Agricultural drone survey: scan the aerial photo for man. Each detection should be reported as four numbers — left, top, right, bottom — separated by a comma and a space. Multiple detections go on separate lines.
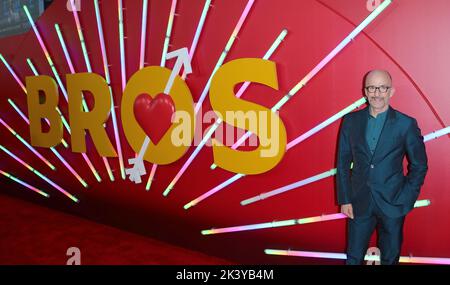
336, 70, 428, 265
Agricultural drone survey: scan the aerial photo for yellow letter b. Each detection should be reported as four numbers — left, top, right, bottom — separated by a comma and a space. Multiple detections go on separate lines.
26, 75, 62, 148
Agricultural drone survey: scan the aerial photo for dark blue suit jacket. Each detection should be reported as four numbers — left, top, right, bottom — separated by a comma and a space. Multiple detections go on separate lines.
336, 106, 428, 218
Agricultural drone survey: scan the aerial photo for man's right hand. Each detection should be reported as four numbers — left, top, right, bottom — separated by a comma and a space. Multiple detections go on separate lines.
341, 203, 354, 219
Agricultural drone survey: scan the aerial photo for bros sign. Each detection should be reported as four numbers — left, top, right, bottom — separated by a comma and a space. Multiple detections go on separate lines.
26, 49, 286, 180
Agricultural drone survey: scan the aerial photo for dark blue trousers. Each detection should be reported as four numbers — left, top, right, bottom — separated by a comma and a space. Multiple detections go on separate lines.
346, 194, 405, 265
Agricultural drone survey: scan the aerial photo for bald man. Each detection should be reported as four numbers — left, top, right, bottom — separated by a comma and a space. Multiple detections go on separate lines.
336, 70, 428, 265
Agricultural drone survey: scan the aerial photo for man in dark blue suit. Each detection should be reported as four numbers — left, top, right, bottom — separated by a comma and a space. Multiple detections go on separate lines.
336, 70, 428, 265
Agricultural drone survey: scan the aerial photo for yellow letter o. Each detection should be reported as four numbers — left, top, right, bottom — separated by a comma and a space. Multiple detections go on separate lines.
121, 66, 195, 165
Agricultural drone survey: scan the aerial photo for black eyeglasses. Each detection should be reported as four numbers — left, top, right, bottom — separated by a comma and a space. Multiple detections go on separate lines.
365, 86, 391, 94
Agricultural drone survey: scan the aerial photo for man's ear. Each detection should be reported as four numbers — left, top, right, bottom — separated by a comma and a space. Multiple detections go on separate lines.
389, 87, 395, 98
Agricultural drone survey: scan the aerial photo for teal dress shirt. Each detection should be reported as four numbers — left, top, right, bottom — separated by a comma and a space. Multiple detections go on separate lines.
366, 107, 388, 155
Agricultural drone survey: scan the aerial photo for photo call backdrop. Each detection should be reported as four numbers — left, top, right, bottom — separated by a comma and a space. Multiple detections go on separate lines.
0, 0, 449, 264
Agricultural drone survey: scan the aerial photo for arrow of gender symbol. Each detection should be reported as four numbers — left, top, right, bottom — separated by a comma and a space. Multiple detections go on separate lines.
126, 47, 192, 183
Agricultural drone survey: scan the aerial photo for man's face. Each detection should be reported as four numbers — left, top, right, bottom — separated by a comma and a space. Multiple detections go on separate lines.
364, 72, 394, 111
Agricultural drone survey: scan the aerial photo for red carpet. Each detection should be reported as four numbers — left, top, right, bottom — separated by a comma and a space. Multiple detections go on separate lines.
0, 194, 232, 265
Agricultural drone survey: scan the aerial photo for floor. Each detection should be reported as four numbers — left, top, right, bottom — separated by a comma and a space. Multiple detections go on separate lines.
0, 194, 232, 265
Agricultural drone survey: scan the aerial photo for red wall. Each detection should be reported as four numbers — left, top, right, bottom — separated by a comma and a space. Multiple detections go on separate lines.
0, 0, 449, 264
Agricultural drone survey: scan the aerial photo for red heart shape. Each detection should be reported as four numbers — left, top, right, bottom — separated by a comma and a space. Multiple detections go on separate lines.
133, 93, 175, 145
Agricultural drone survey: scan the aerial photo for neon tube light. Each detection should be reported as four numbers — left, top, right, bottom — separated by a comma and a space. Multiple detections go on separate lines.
145, 163, 158, 191
0, 169, 49, 198
272, 0, 392, 111
54, 24, 75, 74
242, 168, 337, 206
184, 173, 245, 209
264, 249, 450, 265
286, 98, 367, 150
23, 5, 69, 102
160, 0, 178, 67
94, 0, 110, 83
181, 0, 212, 79
118, 0, 126, 91
94, 0, 125, 180
0, 117, 56, 171
202, 200, 430, 235
163, 29, 288, 196
69, 0, 91, 72
49, 147, 88, 188
8, 99, 29, 124
194, 0, 255, 114
139, 0, 149, 69
0, 145, 78, 203
0, 53, 26, 93
423, 126, 450, 142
